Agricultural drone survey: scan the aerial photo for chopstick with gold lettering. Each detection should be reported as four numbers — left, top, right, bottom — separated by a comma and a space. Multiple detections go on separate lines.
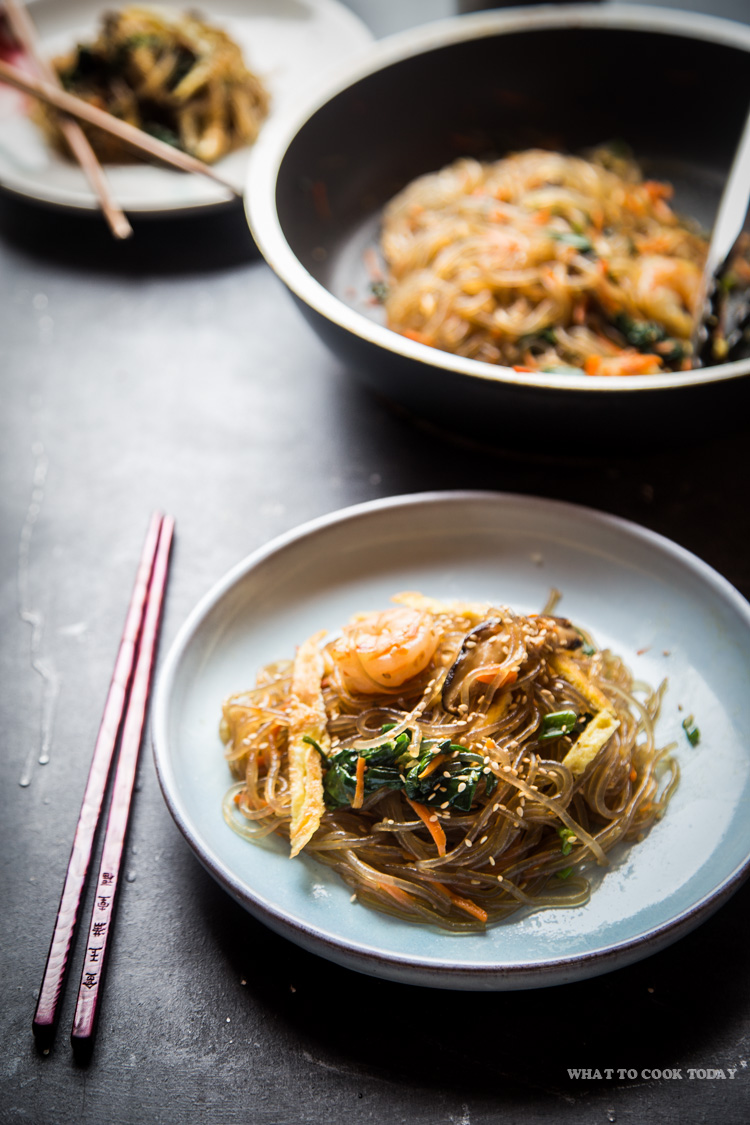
32, 513, 164, 1046
71, 515, 174, 1053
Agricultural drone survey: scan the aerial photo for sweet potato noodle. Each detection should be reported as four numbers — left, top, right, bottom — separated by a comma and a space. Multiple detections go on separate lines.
379, 149, 709, 376
220, 594, 677, 931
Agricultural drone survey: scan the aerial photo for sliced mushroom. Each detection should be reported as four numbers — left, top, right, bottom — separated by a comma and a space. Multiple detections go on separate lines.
538, 615, 583, 650
442, 618, 505, 714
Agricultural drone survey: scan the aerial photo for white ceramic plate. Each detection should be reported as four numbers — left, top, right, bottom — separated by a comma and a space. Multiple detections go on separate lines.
0, 0, 372, 214
152, 492, 750, 990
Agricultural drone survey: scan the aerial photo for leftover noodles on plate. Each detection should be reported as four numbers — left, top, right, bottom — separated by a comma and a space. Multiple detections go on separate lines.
34, 5, 270, 164
379, 148, 711, 376
220, 593, 678, 931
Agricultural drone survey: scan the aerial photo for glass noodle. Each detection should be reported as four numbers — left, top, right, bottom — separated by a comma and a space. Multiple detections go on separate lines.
220, 594, 677, 932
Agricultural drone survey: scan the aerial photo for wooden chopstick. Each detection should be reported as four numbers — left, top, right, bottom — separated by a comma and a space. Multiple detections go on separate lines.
32, 513, 163, 1046
71, 515, 174, 1054
3, 0, 132, 239
0, 57, 242, 197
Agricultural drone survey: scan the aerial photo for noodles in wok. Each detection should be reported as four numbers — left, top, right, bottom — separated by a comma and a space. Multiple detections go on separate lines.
220, 593, 677, 931
379, 148, 709, 376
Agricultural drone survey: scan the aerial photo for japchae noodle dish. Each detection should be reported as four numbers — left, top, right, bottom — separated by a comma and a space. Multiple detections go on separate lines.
379, 148, 710, 375
220, 592, 678, 931
35, 6, 269, 164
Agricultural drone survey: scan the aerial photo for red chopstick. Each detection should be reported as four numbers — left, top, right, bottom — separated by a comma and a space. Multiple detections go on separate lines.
32, 512, 163, 1045
71, 515, 174, 1053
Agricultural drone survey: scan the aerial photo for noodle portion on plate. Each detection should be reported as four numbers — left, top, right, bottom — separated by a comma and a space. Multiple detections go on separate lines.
35, 6, 270, 164
379, 149, 709, 376
220, 593, 677, 931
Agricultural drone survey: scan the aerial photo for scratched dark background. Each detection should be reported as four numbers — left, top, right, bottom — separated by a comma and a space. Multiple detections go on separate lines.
2, 1, 750, 1123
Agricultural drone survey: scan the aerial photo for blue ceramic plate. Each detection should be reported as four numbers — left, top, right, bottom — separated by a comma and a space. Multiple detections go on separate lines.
152, 492, 750, 989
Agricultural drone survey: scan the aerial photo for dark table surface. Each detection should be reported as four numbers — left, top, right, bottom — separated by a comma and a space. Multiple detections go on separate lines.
2, 2, 750, 1123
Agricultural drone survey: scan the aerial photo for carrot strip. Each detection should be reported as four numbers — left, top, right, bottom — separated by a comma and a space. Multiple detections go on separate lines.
352, 756, 366, 809
585, 353, 663, 377
436, 883, 488, 924
376, 882, 417, 910
405, 797, 447, 857
403, 329, 433, 346
417, 753, 448, 780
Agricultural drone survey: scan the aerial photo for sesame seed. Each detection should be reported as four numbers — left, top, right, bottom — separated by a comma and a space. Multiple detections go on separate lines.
443, 771, 451, 778
489, 856, 496, 866
483, 767, 491, 774
471, 880, 481, 886
497, 874, 504, 882
441, 801, 449, 809
429, 815, 438, 823
464, 839, 472, 847
457, 782, 466, 793
517, 808, 524, 818
350, 893, 357, 903
479, 835, 488, 844
503, 765, 512, 772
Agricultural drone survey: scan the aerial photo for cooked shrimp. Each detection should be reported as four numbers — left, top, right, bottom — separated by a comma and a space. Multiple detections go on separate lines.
330, 607, 440, 694
630, 255, 701, 338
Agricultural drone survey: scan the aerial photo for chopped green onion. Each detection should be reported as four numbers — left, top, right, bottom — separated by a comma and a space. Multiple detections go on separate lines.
682, 715, 700, 747
539, 710, 578, 742
557, 866, 573, 880
558, 827, 575, 856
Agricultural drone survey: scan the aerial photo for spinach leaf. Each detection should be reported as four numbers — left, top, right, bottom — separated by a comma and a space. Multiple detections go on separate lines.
613, 313, 685, 362
547, 230, 594, 253
320, 726, 498, 813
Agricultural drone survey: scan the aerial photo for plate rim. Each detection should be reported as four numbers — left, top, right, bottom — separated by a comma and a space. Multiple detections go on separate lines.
0, 0, 373, 215
245, 1, 750, 395
152, 490, 750, 988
